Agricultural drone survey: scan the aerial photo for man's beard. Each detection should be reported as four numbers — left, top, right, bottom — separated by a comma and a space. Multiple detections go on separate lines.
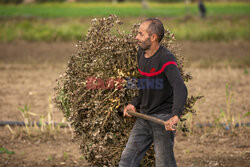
139, 37, 151, 50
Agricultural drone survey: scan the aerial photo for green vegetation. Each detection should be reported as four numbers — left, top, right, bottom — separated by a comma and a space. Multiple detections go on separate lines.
0, 16, 249, 42
0, 147, 15, 155
5, 96, 70, 139
212, 84, 236, 131
0, 20, 86, 41
0, 2, 250, 17
0, 2, 249, 42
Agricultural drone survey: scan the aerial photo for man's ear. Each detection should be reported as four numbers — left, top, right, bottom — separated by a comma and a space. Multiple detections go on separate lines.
151, 34, 158, 42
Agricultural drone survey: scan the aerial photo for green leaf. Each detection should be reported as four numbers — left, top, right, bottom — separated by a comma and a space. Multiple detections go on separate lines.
243, 112, 250, 117
0, 147, 15, 155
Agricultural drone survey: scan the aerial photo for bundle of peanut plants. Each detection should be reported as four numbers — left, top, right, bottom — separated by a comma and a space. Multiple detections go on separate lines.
54, 14, 202, 166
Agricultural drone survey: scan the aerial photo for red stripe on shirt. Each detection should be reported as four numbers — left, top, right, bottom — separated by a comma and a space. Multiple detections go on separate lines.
138, 61, 177, 77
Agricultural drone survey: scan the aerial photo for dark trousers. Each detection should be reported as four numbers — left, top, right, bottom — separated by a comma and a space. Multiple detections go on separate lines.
119, 113, 177, 167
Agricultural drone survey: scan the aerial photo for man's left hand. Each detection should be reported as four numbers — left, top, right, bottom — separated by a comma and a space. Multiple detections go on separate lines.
164, 115, 179, 131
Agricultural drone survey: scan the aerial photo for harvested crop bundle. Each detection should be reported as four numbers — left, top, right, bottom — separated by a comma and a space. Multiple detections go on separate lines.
54, 14, 201, 166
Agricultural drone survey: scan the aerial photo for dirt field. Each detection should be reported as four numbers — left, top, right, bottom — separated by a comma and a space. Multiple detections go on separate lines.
1, 127, 249, 167
0, 41, 249, 166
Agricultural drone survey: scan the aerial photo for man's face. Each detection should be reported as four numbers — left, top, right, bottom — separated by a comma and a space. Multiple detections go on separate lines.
135, 22, 152, 50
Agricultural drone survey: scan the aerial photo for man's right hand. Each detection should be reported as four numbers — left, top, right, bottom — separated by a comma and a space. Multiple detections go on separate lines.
123, 104, 136, 117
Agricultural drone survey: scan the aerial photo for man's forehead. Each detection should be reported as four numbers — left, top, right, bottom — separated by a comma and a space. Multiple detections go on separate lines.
139, 21, 150, 32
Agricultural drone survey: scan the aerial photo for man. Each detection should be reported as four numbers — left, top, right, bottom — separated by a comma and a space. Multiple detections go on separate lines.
198, 0, 206, 18
119, 18, 188, 167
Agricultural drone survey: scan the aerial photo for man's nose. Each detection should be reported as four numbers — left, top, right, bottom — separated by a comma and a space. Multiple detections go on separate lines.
135, 34, 139, 40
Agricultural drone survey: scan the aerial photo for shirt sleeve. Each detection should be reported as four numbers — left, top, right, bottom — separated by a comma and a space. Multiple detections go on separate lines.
164, 56, 188, 119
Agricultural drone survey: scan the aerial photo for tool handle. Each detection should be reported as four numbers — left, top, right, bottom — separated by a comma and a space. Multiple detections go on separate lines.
127, 110, 176, 130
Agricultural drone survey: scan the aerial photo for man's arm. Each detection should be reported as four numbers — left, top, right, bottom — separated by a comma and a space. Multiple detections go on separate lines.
163, 56, 188, 130
165, 65, 188, 119
124, 88, 143, 117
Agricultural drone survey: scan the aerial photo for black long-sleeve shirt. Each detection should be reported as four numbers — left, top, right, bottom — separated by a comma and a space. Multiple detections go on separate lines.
129, 45, 188, 118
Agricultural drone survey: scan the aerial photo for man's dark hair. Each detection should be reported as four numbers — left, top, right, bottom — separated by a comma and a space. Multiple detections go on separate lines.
143, 18, 165, 43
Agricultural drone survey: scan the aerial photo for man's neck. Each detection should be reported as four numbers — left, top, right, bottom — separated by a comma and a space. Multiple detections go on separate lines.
144, 43, 160, 58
